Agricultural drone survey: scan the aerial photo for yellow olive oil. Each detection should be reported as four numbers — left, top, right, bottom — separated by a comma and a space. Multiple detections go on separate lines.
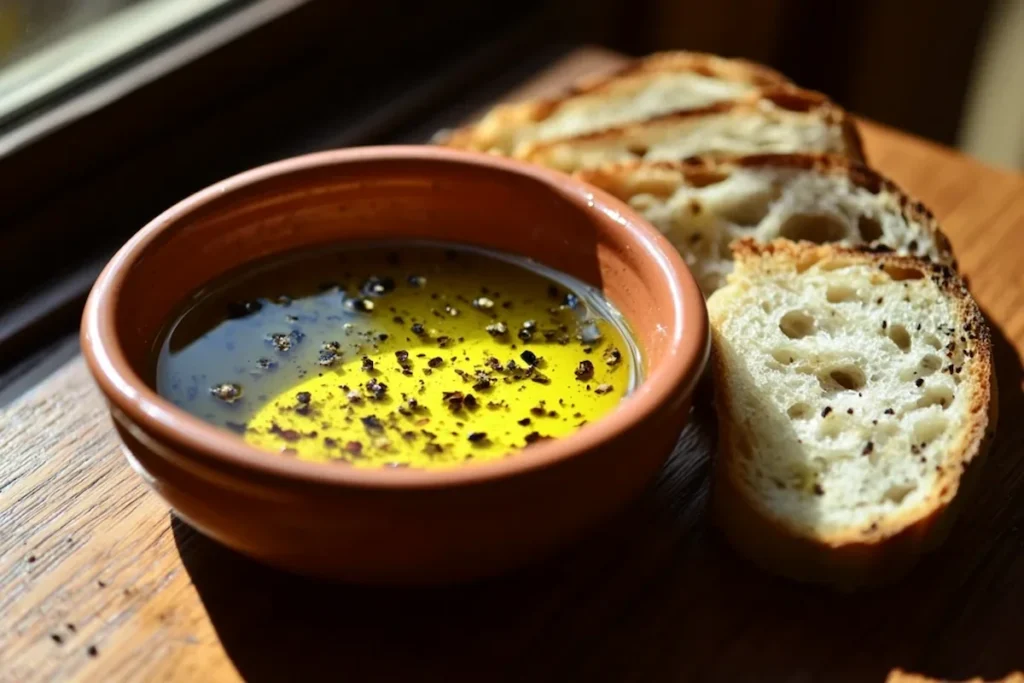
156, 243, 639, 468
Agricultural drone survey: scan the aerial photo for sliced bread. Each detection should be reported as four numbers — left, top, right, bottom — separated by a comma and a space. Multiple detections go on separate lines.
887, 670, 1024, 683
441, 51, 791, 156
517, 88, 863, 171
577, 154, 954, 294
707, 240, 995, 588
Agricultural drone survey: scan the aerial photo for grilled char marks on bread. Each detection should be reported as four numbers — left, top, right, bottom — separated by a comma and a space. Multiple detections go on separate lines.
577, 154, 954, 294
707, 240, 994, 588
518, 88, 864, 170
438, 51, 850, 159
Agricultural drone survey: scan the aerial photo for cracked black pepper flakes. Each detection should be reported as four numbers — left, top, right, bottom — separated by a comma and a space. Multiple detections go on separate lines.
269, 424, 301, 442
443, 391, 466, 411
486, 321, 508, 336
158, 244, 636, 469
266, 333, 294, 352
210, 383, 243, 403
575, 360, 595, 380
366, 378, 387, 400
346, 297, 375, 313
362, 275, 396, 297
468, 432, 488, 443
520, 350, 538, 366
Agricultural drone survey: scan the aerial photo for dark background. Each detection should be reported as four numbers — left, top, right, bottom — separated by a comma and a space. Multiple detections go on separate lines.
583, 0, 1004, 154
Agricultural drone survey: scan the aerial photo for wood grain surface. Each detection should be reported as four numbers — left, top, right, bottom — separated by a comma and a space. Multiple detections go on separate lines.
2, 48, 1022, 683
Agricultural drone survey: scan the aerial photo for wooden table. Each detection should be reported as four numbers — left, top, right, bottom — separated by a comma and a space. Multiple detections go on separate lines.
2, 48, 1022, 683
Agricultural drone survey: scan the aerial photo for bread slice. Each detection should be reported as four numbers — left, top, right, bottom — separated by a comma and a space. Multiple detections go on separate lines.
707, 240, 995, 588
578, 154, 954, 294
887, 670, 1024, 683
518, 88, 863, 172
441, 51, 791, 156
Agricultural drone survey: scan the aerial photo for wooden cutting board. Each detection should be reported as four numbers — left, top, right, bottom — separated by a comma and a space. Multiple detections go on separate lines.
1, 48, 1022, 683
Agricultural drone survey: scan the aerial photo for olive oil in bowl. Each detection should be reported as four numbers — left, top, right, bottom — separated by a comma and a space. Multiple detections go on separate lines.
156, 243, 640, 468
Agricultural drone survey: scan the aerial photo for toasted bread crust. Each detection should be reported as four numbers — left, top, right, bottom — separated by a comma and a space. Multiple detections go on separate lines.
519, 87, 865, 168
577, 154, 954, 266
886, 669, 1024, 683
709, 241, 995, 588
570, 50, 791, 96
440, 52, 837, 159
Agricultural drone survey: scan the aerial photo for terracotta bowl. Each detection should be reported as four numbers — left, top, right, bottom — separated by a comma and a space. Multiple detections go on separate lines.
81, 146, 708, 583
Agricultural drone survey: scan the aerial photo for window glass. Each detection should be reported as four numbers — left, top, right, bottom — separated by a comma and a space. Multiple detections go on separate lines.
0, 0, 242, 125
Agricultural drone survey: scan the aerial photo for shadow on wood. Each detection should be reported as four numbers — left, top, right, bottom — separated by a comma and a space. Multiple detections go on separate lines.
173, 311, 1023, 682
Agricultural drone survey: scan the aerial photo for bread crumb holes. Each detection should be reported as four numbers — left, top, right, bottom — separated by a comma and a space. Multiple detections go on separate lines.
819, 365, 866, 392
780, 310, 815, 338
787, 402, 812, 419
887, 324, 911, 351
826, 284, 858, 303
778, 213, 848, 244
916, 385, 954, 410
858, 215, 884, 241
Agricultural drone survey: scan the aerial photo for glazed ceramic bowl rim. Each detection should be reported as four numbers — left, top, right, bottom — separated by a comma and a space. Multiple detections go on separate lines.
82, 145, 708, 489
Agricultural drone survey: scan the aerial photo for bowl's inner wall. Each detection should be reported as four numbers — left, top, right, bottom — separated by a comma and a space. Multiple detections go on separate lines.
113, 157, 680, 386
